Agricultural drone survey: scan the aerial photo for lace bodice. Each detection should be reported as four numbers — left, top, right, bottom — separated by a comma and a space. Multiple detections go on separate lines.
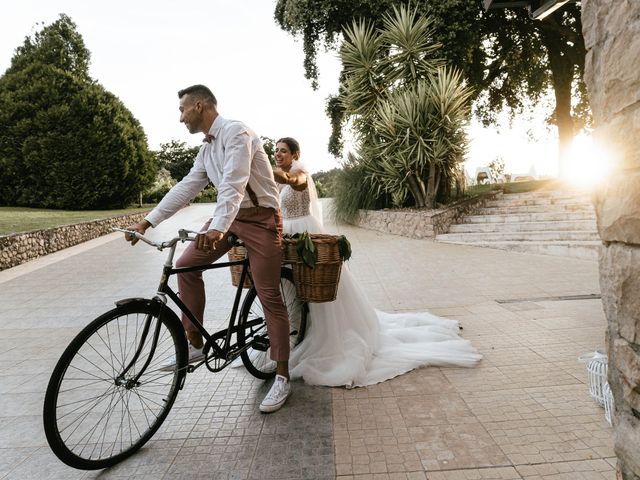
280, 184, 311, 219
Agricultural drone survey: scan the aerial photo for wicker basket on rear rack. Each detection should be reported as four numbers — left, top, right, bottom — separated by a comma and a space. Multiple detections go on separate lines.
228, 246, 252, 288
281, 234, 344, 303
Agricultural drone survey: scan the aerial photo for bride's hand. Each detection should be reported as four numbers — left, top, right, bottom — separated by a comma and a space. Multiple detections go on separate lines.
290, 179, 308, 191
273, 169, 289, 184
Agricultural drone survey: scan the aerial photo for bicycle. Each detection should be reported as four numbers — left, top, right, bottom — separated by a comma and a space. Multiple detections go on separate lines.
42, 228, 308, 470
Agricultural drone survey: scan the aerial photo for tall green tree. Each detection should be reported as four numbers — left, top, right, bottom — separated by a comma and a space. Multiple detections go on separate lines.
260, 136, 277, 167
333, 5, 472, 212
0, 14, 156, 209
155, 140, 199, 182
275, 0, 588, 175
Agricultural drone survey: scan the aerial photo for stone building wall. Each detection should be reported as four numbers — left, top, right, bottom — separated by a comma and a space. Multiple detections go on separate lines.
582, 1, 640, 478
0, 212, 149, 271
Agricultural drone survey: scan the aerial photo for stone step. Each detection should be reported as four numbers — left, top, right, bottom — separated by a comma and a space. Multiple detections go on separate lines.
464, 210, 597, 224
492, 189, 590, 200
437, 240, 601, 261
436, 230, 601, 242
448, 219, 597, 234
477, 203, 595, 215
484, 196, 592, 208
442, 188, 599, 260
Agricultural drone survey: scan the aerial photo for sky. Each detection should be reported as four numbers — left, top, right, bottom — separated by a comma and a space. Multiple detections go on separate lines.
1, 0, 560, 177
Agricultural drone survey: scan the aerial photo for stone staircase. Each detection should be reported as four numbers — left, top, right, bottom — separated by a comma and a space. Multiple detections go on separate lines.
435, 188, 601, 260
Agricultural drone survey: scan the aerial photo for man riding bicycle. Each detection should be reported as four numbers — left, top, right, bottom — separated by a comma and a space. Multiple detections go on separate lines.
125, 84, 291, 413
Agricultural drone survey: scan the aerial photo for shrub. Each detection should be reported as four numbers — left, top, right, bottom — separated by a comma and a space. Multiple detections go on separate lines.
331, 154, 386, 223
193, 185, 218, 203
142, 168, 175, 204
312, 168, 341, 198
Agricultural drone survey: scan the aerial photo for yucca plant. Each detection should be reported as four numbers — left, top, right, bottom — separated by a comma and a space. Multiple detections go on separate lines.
335, 4, 472, 210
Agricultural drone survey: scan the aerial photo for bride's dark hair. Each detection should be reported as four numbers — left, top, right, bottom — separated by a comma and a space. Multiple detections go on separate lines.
276, 137, 300, 156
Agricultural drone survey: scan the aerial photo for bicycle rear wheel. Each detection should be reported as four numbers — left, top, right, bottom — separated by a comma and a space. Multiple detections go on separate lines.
43, 301, 187, 470
238, 267, 307, 379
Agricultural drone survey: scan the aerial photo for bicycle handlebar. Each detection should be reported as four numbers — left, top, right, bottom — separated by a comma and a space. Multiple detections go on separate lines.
113, 228, 242, 251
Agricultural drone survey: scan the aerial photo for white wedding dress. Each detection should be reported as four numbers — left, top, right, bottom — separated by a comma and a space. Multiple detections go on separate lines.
281, 161, 482, 387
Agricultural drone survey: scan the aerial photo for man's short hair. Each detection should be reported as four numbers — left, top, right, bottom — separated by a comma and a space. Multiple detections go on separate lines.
178, 85, 217, 107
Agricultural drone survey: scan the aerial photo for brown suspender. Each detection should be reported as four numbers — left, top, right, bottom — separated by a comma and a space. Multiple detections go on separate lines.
245, 183, 259, 207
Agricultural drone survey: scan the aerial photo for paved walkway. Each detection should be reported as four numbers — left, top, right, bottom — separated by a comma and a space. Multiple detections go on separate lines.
0, 204, 614, 479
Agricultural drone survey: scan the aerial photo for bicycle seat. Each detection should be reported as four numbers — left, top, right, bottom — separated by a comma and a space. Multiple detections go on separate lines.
227, 234, 243, 247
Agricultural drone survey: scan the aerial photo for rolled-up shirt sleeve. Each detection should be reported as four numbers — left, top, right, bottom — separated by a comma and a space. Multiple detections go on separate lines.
210, 125, 252, 233
145, 149, 210, 227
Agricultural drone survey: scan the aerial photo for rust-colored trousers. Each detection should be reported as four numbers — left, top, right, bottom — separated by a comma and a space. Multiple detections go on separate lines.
175, 207, 290, 361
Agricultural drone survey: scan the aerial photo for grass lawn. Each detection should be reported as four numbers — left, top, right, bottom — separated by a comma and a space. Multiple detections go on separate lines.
0, 206, 154, 236
465, 178, 556, 197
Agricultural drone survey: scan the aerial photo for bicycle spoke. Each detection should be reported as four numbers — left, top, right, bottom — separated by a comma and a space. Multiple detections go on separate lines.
130, 389, 168, 411
122, 390, 140, 456
56, 383, 117, 423
130, 390, 158, 429
97, 326, 121, 378
72, 351, 117, 382
56, 390, 116, 416
239, 269, 307, 379
60, 383, 118, 445
58, 378, 110, 394
84, 338, 124, 375
116, 318, 126, 374
88, 388, 122, 459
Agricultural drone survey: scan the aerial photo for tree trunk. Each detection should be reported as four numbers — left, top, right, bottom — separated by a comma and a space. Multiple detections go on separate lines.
407, 172, 427, 207
426, 163, 438, 209
540, 21, 576, 180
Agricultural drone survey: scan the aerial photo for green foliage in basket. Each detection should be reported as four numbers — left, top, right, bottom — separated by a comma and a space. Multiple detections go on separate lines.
285, 231, 352, 269
295, 231, 317, 269
337, 235, 351, 262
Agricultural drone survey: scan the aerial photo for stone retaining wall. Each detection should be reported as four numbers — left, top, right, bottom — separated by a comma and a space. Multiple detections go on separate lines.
352, 192, 498, 239
2, 193, 495, 271
0, 212, 150, 271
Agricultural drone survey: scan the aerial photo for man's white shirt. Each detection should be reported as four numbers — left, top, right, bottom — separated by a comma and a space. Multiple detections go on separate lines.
145, 115, 279, 233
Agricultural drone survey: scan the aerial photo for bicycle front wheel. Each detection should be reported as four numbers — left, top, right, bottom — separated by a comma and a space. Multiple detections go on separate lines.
238, 267, 307, 379
43, 301, 187, 470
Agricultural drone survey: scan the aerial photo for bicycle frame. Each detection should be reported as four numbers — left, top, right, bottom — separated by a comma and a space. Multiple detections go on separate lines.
158, 256, 251, 362
115, 228, 258, 375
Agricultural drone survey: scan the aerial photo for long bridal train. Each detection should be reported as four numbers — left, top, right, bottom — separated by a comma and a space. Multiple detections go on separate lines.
280, 159, 481, 388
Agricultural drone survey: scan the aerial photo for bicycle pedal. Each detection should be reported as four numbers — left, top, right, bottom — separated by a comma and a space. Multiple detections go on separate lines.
251, 335, 270, 352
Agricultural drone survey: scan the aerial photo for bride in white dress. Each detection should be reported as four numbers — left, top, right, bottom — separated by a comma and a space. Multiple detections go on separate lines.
272, 137, 481, 387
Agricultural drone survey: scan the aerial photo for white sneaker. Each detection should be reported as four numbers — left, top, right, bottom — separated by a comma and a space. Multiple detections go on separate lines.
259, 375, 291, 413
159, 343, 204, 371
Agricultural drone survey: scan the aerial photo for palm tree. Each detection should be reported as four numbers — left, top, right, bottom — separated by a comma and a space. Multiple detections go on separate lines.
335, 4, 472, 211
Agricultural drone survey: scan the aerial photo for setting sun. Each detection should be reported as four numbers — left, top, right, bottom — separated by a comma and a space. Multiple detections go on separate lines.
564, 134, 614, 187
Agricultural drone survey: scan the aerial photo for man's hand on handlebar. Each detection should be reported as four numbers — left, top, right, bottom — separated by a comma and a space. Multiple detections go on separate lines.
196, 229, 224, 252
124, 220, 152, 246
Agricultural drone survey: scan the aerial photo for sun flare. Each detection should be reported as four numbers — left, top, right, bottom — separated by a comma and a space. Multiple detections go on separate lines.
564, 134, 614, 188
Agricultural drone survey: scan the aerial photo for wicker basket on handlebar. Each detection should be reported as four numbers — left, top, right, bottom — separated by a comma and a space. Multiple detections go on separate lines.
281, 234, 343, 303
228, 246, 252, 288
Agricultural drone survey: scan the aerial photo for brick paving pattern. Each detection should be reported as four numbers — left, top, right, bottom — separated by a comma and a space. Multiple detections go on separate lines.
0, 204, 614, 479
